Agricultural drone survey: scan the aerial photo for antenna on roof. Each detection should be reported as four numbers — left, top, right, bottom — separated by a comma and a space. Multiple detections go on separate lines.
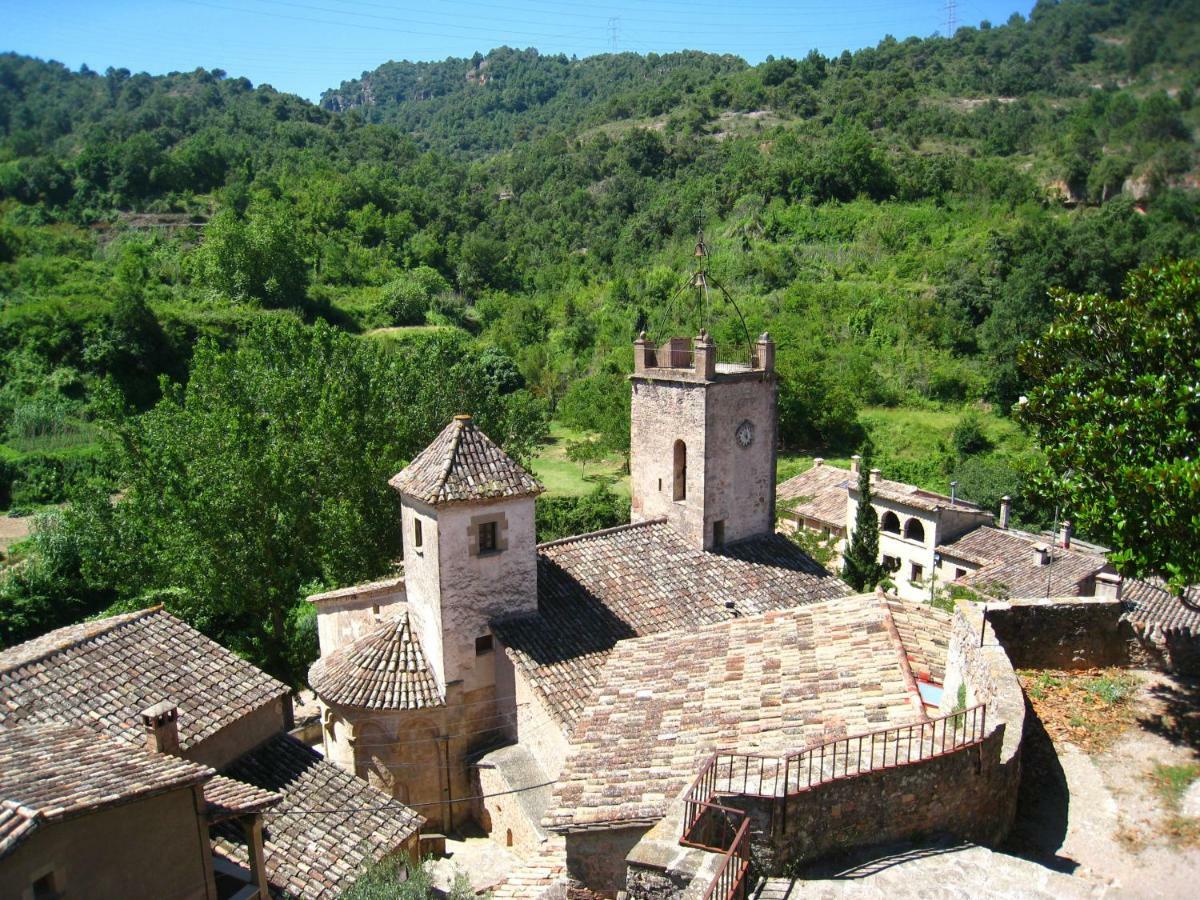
657, 226, 754, 363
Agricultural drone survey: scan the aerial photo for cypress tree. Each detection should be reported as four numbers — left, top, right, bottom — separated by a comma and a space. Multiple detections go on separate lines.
842, 439, 888, 591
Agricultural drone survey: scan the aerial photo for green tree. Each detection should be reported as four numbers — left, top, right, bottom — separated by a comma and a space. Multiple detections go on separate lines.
61, 319, 546, 680
841, 439, 888, 592
194, 204, 309, 307
1018, 260, 1200, 591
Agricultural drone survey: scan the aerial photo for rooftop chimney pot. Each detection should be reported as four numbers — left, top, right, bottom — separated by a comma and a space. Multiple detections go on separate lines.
1094, 571, 1123, 601
1033, 543, 1051, 567
999, 496, 1011, 530
850, 455, 862, 476
869, 468, 881, 485
812, 457, 825, 468
1060, 520, 1072, 550
141, 701, 180, 755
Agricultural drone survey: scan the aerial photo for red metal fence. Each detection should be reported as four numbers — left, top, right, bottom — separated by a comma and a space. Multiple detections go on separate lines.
680, 801, 753, 900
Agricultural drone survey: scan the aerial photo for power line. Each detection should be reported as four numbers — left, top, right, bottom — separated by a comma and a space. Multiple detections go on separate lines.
266, 778, 557, 814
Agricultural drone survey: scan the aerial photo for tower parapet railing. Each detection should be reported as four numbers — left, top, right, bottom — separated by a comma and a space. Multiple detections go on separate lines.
634, 331, 774, 379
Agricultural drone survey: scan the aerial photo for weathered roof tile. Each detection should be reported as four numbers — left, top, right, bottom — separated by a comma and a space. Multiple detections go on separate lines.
0, 608, 289, 751
389, 415, 543, 506
214, 734, 423, 900
0, 722, 213, 859
308, 610, 443, 710
494, 520, 850, 732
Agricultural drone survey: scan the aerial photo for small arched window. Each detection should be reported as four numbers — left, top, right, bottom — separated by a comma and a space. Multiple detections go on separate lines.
673, 439, 687, 501
880, 510, 901, 534
904, 518, 926, 543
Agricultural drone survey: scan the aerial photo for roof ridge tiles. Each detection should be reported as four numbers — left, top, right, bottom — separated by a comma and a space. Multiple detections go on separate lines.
536, 517, 668, 551
0, 605, 163, 676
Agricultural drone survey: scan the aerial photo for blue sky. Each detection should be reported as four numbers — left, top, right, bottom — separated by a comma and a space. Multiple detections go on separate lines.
2, 0, 1036, 102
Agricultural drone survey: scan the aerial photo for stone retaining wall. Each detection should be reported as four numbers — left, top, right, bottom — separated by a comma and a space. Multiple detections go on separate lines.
978, 597, 1128, 670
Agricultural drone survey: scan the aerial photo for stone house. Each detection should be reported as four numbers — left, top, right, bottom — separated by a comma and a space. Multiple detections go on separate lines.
308, 332, 1028, 896
778, 462, 1119, 604
0, 607, 422, 899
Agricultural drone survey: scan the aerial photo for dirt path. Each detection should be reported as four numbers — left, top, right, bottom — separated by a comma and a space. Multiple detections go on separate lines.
1009, 670, 1200, 897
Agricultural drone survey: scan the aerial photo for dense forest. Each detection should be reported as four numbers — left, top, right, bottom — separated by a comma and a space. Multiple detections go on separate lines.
1, 0, 1198, 678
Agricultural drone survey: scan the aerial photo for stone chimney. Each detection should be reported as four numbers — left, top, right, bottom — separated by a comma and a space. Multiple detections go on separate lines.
755, 332, 775, 372
1095, 571, 1123, 601
1060, 520, 1072, 550
850, 455, 862, 476
693, 330, 717, 379
999, 496, 1011, 530
950, 481, 958, 505
141, 701, 180, 755
1033, 543, 1051, 567
812, 457, 824, 468
869, 468, 881, 485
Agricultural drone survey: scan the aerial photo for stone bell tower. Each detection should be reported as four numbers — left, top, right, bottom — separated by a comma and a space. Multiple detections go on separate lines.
389, 414, 543, 696
629, 330, 777, 550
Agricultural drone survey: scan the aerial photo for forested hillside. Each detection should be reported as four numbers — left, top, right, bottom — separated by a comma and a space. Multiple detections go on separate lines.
1, 0, 1198, 675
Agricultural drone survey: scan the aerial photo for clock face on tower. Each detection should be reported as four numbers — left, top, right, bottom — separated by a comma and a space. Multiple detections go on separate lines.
735, 419, 754, 448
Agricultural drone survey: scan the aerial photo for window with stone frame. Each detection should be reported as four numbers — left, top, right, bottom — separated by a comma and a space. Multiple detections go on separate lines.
478, 520, 498, 554
910, 561, 924, 583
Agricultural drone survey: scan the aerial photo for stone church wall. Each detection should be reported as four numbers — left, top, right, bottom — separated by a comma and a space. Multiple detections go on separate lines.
701, 375, 777, 546
630, 379, 709, 547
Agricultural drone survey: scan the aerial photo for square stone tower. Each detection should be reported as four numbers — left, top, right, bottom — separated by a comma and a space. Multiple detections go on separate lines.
629, 330, 777, 550
389, 415, 543, 695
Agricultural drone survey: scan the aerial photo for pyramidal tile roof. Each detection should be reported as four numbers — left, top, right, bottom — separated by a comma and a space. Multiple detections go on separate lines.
308, 610, 444, 710
389, 415, 543, 506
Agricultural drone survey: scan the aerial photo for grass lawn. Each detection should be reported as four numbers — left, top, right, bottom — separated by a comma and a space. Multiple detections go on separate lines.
361, 324, 458, 343
858, 404, 1030, 461
531, 422, 629, 498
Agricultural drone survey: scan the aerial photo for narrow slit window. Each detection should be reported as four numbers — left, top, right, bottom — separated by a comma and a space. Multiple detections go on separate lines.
479, 521, 498, 554
673, 439, 687, 501
414, 518, 423, 549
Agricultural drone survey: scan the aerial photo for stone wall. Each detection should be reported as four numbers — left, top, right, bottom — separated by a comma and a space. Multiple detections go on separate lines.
564, 824, 653, 897
311, 578, 406, 656
500, 651, 570, 780
980, 597, 1128, 670
1125, 619, 1200, 676
190, 696, 290, 770
762, 726, 1015, 872
700, 375, 778, 546
629, 378, 709, 547
0, 785, 216, 900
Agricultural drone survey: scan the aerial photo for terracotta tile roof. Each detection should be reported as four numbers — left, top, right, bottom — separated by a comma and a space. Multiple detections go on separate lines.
204, 774, 283, 823
493, 521, 850, 731
545, 597, 935, 831
1122, 577, 1200, 635
490, 836, 567, 900
389, 415, 543, 506
776, 464, 850, 528
939, 526, 1109, 599
0, 608, 290, 751
0, 723, 213, 859
0, 801, 38, 860
886, 599, 952, 683
307, 575, 405, 604
215, 733, 423, 900
308, 610, 443, 710
858, 478, 981, 514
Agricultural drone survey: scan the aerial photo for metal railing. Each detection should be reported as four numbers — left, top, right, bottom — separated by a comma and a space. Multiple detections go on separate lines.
680, 801, 752, 900
683, 704, 987, 844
